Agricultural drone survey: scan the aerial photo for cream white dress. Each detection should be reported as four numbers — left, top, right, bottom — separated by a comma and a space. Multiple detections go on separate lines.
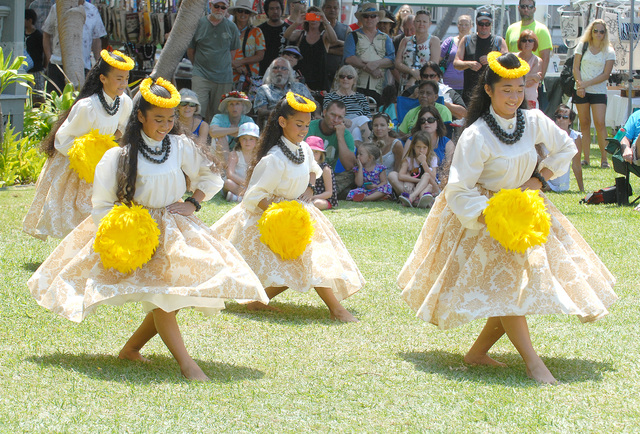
28, 133, 268, 323
23, 92, 133, 240
212, 137, 365, 300
398, 108, 617, 329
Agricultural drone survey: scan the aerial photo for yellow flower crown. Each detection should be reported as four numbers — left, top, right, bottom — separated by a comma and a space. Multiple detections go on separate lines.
286, 91, 316, 113
487, 51, 530, 79
100, 49, 135, 71
139, 77, 181, 108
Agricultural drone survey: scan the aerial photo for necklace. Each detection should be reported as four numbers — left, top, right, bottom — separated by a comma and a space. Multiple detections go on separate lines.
139, 136, 171, 164
98, 92, 120, 116
277, 138, 305, 164
482, 109, 525, 145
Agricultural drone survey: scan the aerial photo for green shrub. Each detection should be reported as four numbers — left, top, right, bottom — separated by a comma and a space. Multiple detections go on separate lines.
23, 83, 78, 142
0, 124, 45, 187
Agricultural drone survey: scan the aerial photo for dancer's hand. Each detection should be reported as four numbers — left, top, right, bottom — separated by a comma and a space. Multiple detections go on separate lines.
166, 201, 196, 216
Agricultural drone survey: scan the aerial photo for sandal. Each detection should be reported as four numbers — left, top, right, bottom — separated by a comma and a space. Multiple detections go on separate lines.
399, 193, 413, 208
601, 161, 610, 169
581, 160, 589, 166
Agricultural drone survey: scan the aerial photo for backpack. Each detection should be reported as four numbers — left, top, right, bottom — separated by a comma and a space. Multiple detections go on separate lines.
560, 42, 588, 97
579, 185, 617, 204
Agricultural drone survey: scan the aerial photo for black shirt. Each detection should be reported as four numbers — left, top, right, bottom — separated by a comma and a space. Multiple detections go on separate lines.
25, 29, 45, 73
258, 21, 290, 76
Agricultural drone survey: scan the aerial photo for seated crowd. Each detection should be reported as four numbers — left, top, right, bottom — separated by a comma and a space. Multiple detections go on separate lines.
182, 0, 588, 208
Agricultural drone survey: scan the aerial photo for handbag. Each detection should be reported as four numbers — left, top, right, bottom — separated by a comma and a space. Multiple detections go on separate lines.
439, 38, 454, 73
560, 42, 588, 97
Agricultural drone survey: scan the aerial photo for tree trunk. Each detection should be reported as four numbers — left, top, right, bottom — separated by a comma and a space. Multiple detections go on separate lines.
57, 0, 86, 89
151, 0, 206, 81
433, 7, 458, 40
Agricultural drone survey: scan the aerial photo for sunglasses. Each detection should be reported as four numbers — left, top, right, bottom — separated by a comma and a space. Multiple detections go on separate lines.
593, 29, 606, 34
477, 21, 492, 27
338, 74, 354, 80
236, 9, 252, 14
212, 3, 227, 10
421, 73, 438, 79
520, 38, 535, 43
362, 13, 378, 19
519, 4, 535, 9
179, 102, 198, 108
420, 117, 437, 124
555, 114, 569, 119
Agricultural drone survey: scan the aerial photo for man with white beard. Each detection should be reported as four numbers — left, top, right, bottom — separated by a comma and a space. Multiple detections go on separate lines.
188, 0, 240, 121
253, 57, 315, 126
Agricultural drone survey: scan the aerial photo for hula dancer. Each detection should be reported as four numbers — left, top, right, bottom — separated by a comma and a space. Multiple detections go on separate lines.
398, 52, 617, 384
28, 77, 268, 381
212, 92, 364, 322
24, 50, 135, 240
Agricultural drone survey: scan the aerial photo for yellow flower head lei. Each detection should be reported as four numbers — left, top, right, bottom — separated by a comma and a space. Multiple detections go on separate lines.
487, 51, 530, 79
139, 77, 181, 108
100, 49, 135, 71
286, 91, 316, 113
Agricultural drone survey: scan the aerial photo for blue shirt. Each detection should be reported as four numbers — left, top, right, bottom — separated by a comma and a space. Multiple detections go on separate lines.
623, 110, 640, 143
210, 114, 254, 147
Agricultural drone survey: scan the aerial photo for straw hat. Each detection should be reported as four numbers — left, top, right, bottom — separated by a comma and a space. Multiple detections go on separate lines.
355, 3, 384, 21
218, 91, 252, 114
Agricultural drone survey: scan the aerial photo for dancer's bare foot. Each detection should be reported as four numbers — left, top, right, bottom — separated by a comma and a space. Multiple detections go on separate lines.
526, 360, 557, 385
464, 353, 507, 367
181, 362, 210, 381
244, 301, 281, 312
330, 307, 358, 322
118, 347, 151, 363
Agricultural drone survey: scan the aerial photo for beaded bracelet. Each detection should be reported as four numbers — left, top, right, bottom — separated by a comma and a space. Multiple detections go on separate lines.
185, 196, 201, 212
531, 170, 549, 191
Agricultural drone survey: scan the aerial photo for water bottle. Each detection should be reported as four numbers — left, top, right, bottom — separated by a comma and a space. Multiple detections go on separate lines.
613, 127, 626, 142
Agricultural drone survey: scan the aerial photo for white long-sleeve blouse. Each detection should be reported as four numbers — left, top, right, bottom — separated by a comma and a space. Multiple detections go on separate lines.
242, 136, 323, 214
445, 107, 577, 231
54, 92, 133, 155
92, 133, 223, 222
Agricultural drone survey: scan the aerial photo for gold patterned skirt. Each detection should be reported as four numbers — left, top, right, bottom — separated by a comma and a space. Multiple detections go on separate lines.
212, 201, 365, 300
23, 152, 92, 240
28, 209, 268, 323
398, 192, 617, 330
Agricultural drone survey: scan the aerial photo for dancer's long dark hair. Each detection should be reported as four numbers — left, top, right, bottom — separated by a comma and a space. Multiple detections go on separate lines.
465, 52, 528, 128
116, 83, 222, 204
245, 94, 307, 183
41, 51, 130, 157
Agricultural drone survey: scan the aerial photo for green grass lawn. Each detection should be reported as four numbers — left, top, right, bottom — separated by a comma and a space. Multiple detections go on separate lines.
1, 159, 639, 432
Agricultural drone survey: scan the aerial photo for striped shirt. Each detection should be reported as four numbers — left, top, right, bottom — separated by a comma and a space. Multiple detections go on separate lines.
322, 92, 371, 117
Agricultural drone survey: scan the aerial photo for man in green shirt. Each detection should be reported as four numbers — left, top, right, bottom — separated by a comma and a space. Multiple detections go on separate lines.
306, 100, 357, 199
399, 80, 452, 135
505, 0, 552, 102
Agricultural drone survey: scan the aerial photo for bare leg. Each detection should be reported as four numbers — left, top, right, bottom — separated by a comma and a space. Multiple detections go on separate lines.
576, 103, 591, 164
224, 179, 242, 196
591, 103, 608, 165
244, 286, 287, 312
152, 309, 209, 381
464, 317, 507, 367
500, 316, 557, 384
313, 198, 330, 210
362, 191, 386, 202
571, 152, 584, 192
315, 286, 358, 322
119, 312, 156, 362
387, 171, 404, 196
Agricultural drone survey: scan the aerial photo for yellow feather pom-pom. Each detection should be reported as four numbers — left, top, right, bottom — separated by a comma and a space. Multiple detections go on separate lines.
68, 130, 119, 183
93, 204, 161, 274
483, 188, 551, 254
257, 200, 314, 260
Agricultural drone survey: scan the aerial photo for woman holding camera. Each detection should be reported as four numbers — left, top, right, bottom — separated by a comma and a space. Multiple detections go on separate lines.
284, 6, 338, 91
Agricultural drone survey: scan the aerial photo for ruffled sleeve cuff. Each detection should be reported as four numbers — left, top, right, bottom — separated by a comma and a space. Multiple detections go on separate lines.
91, 147, 120, 223
178, 135, 223, 201
531, 110, 578, 179
54, 99, 97, 155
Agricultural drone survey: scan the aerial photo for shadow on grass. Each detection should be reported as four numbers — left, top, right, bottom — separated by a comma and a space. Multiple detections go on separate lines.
22, 262, 42, 272
399, 350, 615, 386
26, 352, 264, 384
223, 301, 359, 325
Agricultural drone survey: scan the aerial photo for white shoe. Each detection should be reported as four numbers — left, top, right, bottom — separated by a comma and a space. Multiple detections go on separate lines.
226, 191, 238, 202
417, 193, 435, 209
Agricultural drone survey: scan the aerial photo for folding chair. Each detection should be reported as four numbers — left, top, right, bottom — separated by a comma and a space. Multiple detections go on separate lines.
605, 137, 639, 205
